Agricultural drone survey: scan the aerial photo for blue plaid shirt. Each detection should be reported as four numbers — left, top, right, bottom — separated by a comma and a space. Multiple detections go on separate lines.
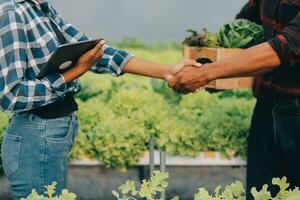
0, 0, 133, 112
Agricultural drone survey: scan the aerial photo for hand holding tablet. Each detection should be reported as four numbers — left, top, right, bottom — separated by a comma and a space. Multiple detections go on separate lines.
37, 39, 105, 80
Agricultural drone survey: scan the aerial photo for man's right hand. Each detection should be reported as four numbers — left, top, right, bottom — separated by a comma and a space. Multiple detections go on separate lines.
63, 40, 105, 83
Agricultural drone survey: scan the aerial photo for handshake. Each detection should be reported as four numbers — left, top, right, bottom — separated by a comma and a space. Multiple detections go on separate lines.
69, 40, 215, 94
165, 59, 213, 94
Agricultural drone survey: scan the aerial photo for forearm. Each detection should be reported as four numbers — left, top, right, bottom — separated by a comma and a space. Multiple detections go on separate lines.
206, 42, 281, 80
63, 65, 87, 83
123, 57, 171, 81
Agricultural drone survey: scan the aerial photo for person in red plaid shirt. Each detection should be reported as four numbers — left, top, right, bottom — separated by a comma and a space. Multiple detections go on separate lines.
169, 0, 300, 198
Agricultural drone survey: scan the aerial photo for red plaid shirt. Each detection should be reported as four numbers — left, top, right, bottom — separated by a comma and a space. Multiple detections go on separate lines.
236, 0, 300, 100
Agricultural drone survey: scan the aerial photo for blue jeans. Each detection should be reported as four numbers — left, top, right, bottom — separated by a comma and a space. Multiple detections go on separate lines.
1, 112, 79, 200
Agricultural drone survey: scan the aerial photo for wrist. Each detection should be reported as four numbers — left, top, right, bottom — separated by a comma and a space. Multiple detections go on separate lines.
163, 65, 173, 81
63, 64, 86, 83
202, 64, 219, 82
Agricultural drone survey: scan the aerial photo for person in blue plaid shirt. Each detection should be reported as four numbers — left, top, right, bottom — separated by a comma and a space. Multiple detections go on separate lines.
0, 0, 200, 199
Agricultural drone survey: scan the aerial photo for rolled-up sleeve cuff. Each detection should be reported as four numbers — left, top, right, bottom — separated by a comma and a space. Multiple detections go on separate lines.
95, 45, 134, 77
44, 73, 67, 98
268, 34, 299, 68
118, 53, 134, 76
268, 35, 288, 66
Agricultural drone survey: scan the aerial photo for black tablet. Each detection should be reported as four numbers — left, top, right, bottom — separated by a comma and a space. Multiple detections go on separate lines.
37, 39, 101, 79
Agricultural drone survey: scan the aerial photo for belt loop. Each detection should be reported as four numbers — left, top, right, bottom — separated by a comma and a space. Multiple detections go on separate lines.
296, 99, 300, 107
28, 113, 34, 121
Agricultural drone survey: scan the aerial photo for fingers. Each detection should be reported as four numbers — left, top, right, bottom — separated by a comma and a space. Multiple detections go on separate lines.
170, 75, 189, 94
95, 39, 105, 50
167, 75, 187, 94
184, 59, 202, 68
169, 73, 203, 94
168, 59, 209, 94
89, 40, 105, 56
167, 76, 178, 88
95, 48, 104, 59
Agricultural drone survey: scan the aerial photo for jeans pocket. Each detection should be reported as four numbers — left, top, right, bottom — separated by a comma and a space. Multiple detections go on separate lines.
1, 133, 22, 177
46, 116, 78, 157
46, 116, 74, 142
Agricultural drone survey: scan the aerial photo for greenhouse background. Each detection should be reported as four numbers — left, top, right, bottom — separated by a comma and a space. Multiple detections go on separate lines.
0, 0, 263, 199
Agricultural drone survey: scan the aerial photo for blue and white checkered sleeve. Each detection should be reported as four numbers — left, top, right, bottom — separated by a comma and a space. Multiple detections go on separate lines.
50, 5, 134, 76
0, 11, 68, 112
91, 45, 134, 76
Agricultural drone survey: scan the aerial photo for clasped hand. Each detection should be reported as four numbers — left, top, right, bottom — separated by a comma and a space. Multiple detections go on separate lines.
167, 60, 212, 94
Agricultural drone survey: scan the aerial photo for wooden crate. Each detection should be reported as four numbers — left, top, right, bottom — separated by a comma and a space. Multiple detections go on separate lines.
184, 46, 254, 90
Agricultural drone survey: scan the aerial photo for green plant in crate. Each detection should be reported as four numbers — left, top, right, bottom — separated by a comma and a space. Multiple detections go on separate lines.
183, 29, 221, 48
218, 19, 264, 48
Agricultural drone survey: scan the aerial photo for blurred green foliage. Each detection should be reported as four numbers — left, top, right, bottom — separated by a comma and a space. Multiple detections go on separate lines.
0, 113, 9, 175
0, 42, 256, 172
111, 37, 182, 51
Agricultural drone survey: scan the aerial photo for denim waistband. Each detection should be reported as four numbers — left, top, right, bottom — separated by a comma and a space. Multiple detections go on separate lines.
9, 112, 76, 128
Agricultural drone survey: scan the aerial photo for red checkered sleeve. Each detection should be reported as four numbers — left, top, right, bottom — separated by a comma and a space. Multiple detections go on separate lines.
268, 13, 300, 67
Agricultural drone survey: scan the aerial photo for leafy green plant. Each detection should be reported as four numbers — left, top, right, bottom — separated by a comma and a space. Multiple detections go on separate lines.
21, 182, 76, 200
198, 177, 300, 200
114, 174, 299, 200
183, 19, 263, 49
218, 19, 264, 48
183, 29, 221, 48
194, 181, 246, 200
113, 171, 179, 200
178, 92, 254, 158
251, 177, 300, 200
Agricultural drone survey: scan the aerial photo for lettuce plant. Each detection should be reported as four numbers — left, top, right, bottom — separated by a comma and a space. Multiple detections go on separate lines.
21, 182, 76, 200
